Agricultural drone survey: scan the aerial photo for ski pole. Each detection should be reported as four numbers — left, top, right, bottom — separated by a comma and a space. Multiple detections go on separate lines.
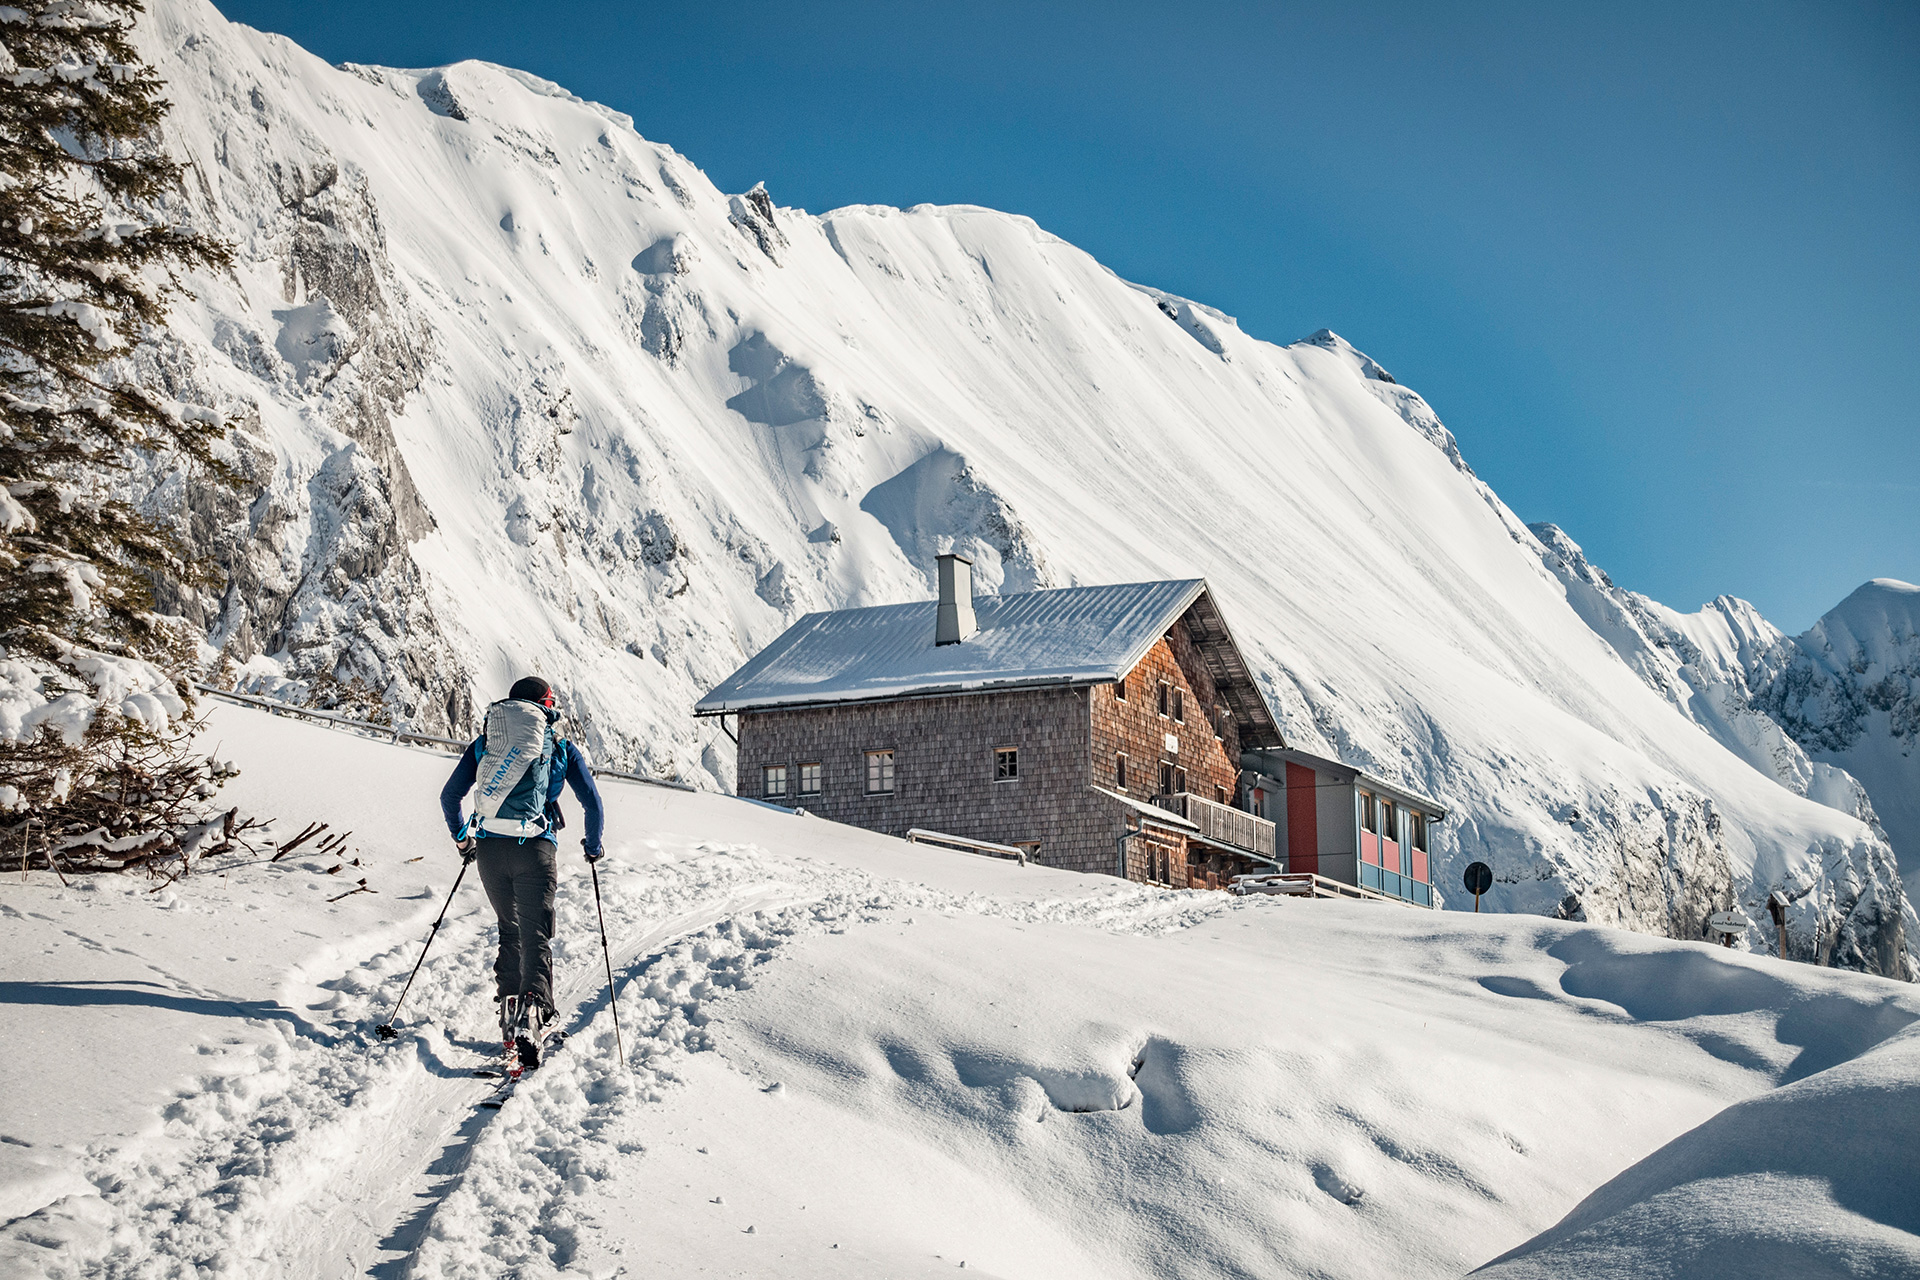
375, 856, 470, 1041
589, 860, 627, 1071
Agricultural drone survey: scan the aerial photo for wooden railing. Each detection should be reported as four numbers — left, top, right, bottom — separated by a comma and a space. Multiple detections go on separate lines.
1151, 792, 1275, 859
1231, 872, 1397, 903
907, 828, 1029, 865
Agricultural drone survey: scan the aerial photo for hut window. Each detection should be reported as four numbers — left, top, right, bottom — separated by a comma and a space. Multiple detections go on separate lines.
798, 762, 822, 796
1172, 688, 1185, 723
864, 749, 895, 795
1114, 676, 1128, 702
1156, 681, 1170, 717
1159, 762, 1176, 796
1382, 801, 1397, 843
1116, 753, 1128, 789
1360, 792, 1376, 832
995, 747, 1020, 781
1410, 812, 1427, 851
762, 765, 788, 799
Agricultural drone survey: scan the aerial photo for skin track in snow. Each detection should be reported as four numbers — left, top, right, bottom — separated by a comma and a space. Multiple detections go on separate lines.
3, 704, 1916, 1279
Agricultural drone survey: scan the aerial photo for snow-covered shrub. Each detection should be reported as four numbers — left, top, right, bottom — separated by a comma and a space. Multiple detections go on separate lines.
0, 634, 247, 872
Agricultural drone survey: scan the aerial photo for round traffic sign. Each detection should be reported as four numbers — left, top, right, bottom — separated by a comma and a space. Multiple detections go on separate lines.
1708, 909, 1751, 935
1463, 861, 1493, 896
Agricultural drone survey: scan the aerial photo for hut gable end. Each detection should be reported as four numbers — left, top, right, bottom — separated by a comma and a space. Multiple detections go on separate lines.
1092, 624, 1242, 808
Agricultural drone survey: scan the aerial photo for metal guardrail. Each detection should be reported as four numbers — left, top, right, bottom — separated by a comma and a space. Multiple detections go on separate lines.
1152, 791, 1276, 859
1231, 872, 1412, 905
907, 827, 1029, 865
194, 683, 697, 792
196, 683, 468, 747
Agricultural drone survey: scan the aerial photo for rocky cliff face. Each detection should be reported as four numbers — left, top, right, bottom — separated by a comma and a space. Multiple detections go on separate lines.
1748, 583, 1920, 908
136, 29, 470, 733
127, 0, 1911, 975
1530, 527, 1912, 973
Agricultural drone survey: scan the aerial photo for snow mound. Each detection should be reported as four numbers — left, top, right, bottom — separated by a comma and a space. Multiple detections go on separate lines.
1478, 1021, 1920, 1278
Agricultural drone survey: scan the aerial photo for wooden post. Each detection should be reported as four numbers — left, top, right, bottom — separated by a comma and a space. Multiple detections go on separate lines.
1767, 891, 1790, 960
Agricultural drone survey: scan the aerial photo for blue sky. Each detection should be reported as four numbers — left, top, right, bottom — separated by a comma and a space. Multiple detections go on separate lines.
212, 0, 1918, 632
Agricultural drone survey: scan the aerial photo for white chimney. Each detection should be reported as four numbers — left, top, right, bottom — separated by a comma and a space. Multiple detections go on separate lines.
935, 552, 977, 645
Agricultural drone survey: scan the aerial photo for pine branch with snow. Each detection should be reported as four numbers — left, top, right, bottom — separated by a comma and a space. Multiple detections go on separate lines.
0, 0, 234, 855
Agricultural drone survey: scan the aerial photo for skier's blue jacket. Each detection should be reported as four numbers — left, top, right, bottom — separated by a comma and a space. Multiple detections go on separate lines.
441, 732, 605, 855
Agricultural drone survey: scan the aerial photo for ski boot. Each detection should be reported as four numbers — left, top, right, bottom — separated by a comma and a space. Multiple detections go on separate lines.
499, 993, 524, 1081
515, 999, 559, 1072
516, 1001, 542, 1072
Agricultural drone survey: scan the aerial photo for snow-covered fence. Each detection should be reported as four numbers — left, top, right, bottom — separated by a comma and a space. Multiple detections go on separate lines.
907, 827, 1029, 865
193, 685, 696, 792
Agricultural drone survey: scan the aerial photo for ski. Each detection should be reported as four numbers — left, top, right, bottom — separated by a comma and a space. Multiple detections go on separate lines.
478, 1030, 564, 1107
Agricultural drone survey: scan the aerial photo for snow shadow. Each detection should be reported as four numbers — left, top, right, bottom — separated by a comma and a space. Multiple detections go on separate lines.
898, 1035, 1201, 1131
1129, 1036, 1202, 1135
725, 331, 826, 426
0, 979, 314, 1033
370, 1104, 493, 1279
1477, 974, 1556, 1001
1474, 1024, 1920, 1276
1547, 933, 1919, 1083
948, 1045, 1137, 1115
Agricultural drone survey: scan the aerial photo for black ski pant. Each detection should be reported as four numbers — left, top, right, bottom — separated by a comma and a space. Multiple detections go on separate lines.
474, 835, 558, 1018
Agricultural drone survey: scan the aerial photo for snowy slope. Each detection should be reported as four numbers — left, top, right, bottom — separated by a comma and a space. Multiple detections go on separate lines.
119, 0, 1911, 972
1530, 523, 1917, 959
1478, 1020, 1920, 1277
3, 704, 1917, 1278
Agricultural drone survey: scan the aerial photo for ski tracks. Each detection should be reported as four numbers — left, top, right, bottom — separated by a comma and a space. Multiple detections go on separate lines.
393, 860, 1254, 1279
36, 840, 1240, 1279
34, 844, 826, 1279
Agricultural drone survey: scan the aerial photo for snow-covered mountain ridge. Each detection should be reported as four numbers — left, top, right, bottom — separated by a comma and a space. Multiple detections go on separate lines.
1533, 532, 1919, 913
122, 0, 1911, 973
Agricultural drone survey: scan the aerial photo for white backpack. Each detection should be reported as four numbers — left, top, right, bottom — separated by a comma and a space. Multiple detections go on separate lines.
472, 698, 557, 838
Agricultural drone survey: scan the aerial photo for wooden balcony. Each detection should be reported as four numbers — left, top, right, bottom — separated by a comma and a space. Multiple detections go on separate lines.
1151, 792, 1276, 860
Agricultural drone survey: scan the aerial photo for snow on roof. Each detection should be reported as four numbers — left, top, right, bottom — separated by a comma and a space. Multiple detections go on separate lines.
697, 579, 1231, 716
1091, 785, 1199, 831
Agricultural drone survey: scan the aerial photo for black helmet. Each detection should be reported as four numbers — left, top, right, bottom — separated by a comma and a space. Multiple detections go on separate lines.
508, 676, 553, 706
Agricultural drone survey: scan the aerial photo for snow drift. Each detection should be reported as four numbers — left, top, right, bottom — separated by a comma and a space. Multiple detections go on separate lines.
4, 704, 1916, 1278
113, 0, 1910, 971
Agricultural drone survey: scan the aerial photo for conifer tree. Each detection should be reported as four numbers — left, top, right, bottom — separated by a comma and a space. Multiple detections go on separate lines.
1, 1, 237, 867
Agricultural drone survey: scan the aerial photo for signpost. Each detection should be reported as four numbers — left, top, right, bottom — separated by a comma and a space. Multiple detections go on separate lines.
1765, 891, 1791, 959
1707, 908, 1751, 948
1463, 861, 1493, 913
